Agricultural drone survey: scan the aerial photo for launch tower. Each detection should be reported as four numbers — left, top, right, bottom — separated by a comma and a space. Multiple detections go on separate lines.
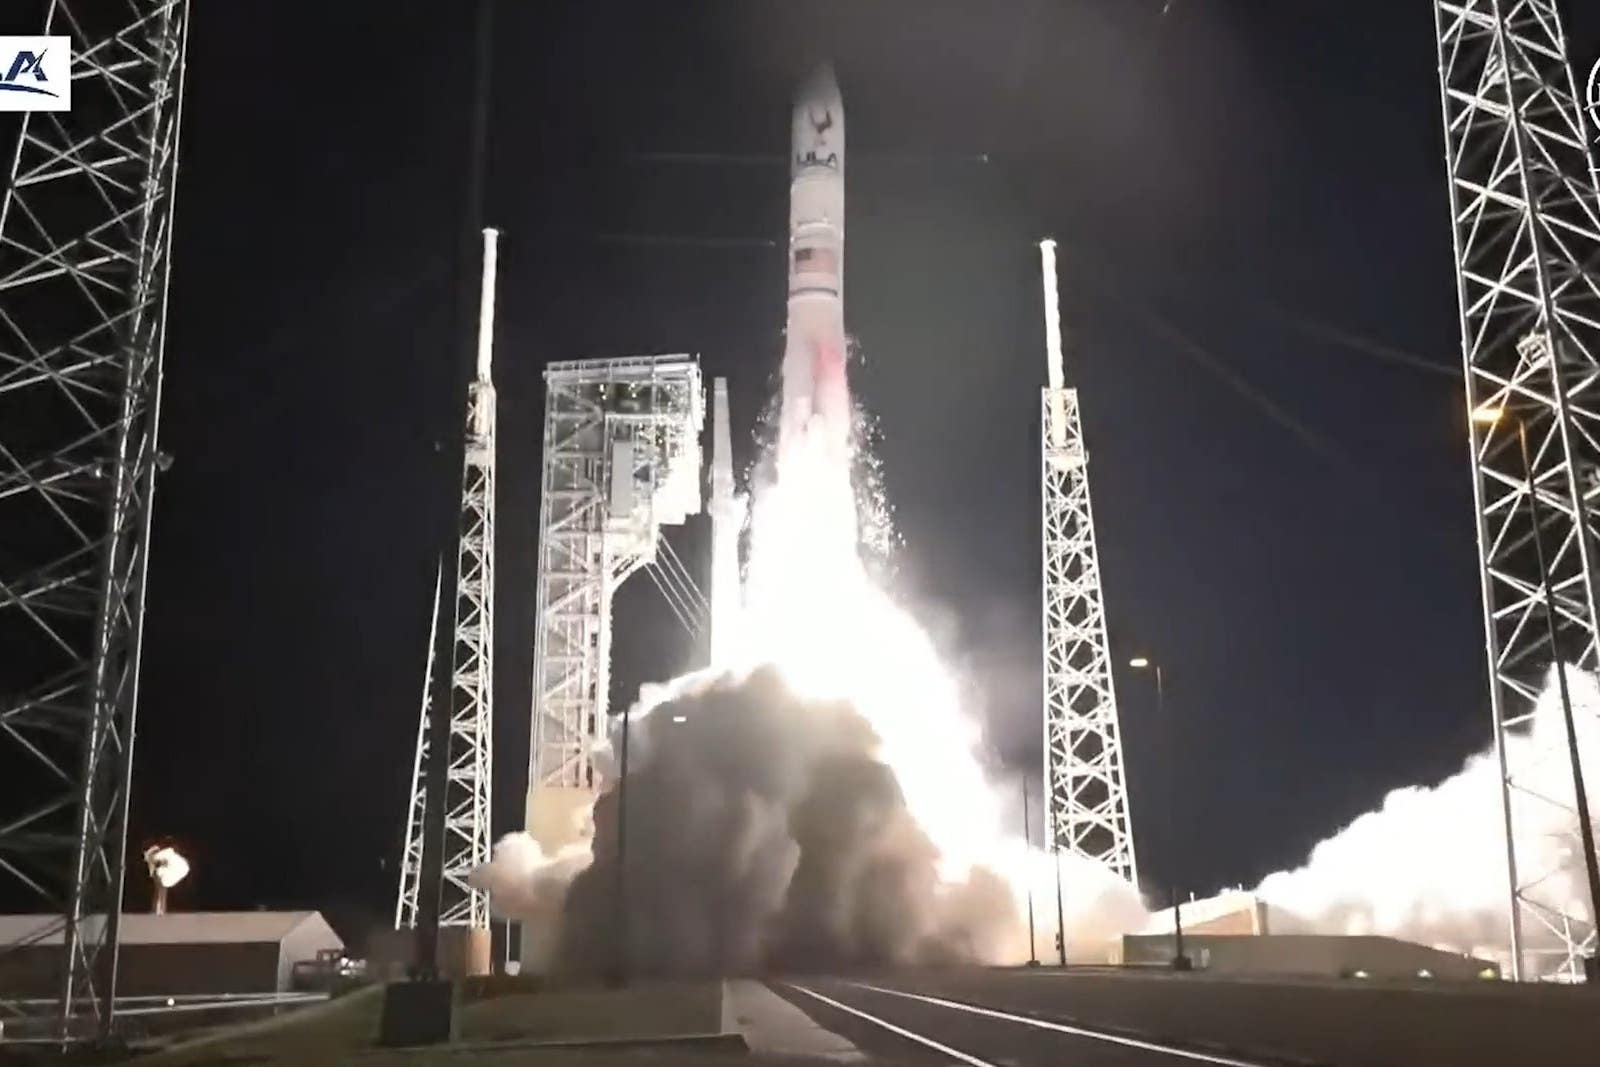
1435, 0, 1600, 981
1038, 240, 1139, 886
525, 356, 703, 851
0, 2, 190, 1038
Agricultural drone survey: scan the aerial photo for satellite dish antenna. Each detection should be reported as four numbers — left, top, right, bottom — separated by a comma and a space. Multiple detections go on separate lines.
144, 844, 190, 915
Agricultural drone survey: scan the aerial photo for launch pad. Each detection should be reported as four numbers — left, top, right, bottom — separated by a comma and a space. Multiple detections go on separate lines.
7, 6, 1600, 1045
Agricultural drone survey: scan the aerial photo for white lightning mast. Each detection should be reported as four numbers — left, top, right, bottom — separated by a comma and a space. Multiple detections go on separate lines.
1435, 1, 1600, 982
709, 377, 743, 663
397, 228, 500, 932
1038, 239, 1138, 886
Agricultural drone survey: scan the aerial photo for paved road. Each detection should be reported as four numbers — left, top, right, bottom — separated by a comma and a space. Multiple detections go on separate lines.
776, 975, 1282, 1067
774, 967, 1600, 1067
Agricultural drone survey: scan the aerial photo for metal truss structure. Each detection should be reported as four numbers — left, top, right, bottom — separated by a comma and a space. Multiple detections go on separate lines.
529, 356, 703, 795
1037, 240, 1138, 886
396, 231, 500, 931
0, 1, 190, 1038
1436, 0, 1600, 981
396, 570, 442, 929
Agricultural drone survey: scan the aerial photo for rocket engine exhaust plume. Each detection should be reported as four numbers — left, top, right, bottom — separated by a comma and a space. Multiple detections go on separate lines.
472, 64, 1150, 975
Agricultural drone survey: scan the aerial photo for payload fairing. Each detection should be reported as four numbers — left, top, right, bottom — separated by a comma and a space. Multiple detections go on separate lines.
779, 66, 850, 455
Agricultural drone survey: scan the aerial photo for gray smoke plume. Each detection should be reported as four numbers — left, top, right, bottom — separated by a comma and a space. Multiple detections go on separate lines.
483, 666, 1022, 978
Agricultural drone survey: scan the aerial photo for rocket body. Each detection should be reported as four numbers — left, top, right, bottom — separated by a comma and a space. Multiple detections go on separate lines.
780, 67, 849, 454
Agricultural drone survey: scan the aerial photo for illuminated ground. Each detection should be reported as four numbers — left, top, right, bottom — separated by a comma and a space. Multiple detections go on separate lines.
104, 966, 1600, 1067
131, 982, 741, 1067
777, 967, 1600, 1066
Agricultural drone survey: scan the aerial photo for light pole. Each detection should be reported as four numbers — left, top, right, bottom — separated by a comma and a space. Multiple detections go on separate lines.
1053, 834, 1068, 968
1130, 655, 1190, 971
1021, 776, 1039, 966
1473, 402, 1600, 981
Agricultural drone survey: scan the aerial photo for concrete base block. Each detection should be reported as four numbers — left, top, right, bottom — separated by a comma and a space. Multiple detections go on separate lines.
377, 978, 455, 1047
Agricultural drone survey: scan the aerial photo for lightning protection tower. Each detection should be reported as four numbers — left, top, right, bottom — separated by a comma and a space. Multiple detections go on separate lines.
524, 356, 702, 860
1038, 239, 1138, 887
708, 377, 742, 664
0, 3, 190, 1039
1435, 0, 1600, 981
396, 229, 501, 934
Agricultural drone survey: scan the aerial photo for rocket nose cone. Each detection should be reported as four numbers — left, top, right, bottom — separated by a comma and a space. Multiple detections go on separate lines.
792, 63, 844, 177
799, 63, 841, 107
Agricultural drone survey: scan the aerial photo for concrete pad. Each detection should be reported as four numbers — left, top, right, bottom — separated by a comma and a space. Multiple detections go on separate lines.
723, 978, 864, 1061
458, 981, 723, 1044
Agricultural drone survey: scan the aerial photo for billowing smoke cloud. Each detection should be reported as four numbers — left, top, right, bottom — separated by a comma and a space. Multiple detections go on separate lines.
1255, 667, 1600, 973
476, 666, 1025, 977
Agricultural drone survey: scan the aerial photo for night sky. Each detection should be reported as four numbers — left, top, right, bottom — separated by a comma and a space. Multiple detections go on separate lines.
86, 2, 1600, 944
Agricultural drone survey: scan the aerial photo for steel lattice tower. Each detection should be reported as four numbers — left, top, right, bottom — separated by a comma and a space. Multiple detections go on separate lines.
0, 2, 189, 1038
1436, 0, 1600, 981
525, 357, 702, 842
396, 230, 500, 932
1037, 240, 1138, 885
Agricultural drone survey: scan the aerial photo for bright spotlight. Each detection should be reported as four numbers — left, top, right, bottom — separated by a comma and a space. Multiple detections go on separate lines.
672, 715, 687, 724
144, 844, 189, 915
1470, 403, 1505, 425
1129, 657, 1150, 669
144, 845, 189, 889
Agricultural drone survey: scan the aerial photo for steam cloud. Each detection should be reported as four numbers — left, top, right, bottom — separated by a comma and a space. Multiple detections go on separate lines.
1255, 666, 1600, 972
476, 667, 1029, 976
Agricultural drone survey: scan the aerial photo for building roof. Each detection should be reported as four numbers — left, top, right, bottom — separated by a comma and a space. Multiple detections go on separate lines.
0, 911, 342, 948
1141, 890, 1267, 935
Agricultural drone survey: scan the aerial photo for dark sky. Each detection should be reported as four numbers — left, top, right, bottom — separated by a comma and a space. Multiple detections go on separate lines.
96, 1, 1600, 941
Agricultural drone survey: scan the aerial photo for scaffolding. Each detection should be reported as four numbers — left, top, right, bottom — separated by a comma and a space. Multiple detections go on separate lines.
1037, 240, 1138, 886
0, 2, 190, 1038
528, 356, 703, 800
1435, 0, 1600, 980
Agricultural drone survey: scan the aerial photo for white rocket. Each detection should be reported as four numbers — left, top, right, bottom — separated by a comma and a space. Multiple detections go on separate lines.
779, 66, 850, 454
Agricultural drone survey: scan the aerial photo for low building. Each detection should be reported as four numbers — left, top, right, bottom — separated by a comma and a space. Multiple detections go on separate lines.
1121, 932, 1499, 981
1141, 890, 1270, 937
0, 911, 343, 997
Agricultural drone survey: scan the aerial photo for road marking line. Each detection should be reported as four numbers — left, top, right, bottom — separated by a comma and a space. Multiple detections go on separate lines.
786, 984, 1001, 1067
845, 981, 1272, 1067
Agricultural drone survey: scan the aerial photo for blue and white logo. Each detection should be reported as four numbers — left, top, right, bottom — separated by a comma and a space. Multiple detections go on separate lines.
0, 37, 71, 113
